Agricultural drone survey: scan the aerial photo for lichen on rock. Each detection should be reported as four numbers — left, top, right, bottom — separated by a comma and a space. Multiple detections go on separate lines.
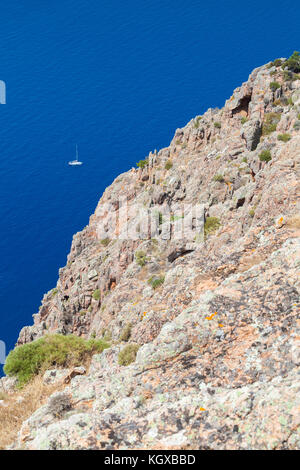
7, 56, 300, 450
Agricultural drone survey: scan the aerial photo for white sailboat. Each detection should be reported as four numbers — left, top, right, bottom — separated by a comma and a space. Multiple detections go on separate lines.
68, 145, 83, 166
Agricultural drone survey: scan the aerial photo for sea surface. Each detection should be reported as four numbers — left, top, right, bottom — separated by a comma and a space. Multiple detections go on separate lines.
0, 0, 299, 368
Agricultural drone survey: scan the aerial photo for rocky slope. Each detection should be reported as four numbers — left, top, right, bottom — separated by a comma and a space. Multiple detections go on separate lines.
14, 58, 300, 449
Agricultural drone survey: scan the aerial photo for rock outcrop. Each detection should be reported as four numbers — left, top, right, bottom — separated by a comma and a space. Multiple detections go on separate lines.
14, 59, 300, 449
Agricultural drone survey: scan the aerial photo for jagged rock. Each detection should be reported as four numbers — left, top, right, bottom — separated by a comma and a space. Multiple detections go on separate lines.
0, 376, 18, 394
43, 369, 71, 385
240, 119, 262, 150
43, 367, 86, 386
9, 59, 300, 450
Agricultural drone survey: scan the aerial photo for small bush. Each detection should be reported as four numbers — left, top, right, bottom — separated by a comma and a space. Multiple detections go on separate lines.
193, 116, 202, 128
48, 393, 72, 418
158, 212, 163, 225
283, 51, 300, 73
100, 238, 110, 247
293, 121, 300, 130
118, 344, 140, 366
249, 209, 255, 218
51, 288, 58, 297
259, 150, 272, 162
273, 58, 283, 67
277, 133, 291, 142
135, 250, 147, 267
119, 323, 132, 342
92, 289, 100, 300
269, 81, 281, 92
214, 122, 221, 129
103, 329, 112, 342
170, 214, 184, 222
147, 276, 165, 289
165, 160, 173, 170
262, 112, 281, 135
136, 159, 148, 169
204, 217, 221, 237
213, 174, 224, 183
4, 334, 110, 387
283, 70, 294, 81
242, 157, 248, 163
241, 117, 248, 124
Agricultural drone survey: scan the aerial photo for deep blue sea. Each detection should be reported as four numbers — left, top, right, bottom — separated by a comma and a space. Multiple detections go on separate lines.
0, 0, 299, 368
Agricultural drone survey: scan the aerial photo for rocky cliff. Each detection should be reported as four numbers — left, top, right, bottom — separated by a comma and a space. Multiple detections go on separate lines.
15, 57, 300, 449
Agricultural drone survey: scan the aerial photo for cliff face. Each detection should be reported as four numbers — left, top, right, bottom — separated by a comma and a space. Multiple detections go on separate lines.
17, 60, 300, 449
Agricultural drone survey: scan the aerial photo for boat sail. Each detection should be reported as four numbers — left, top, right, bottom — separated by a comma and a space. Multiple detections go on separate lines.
68, 145, 83, 166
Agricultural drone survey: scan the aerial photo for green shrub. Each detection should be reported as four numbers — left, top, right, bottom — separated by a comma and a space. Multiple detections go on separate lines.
165, 160, 173, 170
259, 150, 272, 162
297, 114, 300, 120
204, 217, 221, 237
147, 276, 165, 289
272, 58, 283, 67
135, 250, 147, 267
283, 70, 294, 81
119, 323, 132, 342
118, 344, 140, 366
269, 81, 281, 92
136, 159, 148, 169
214, 122, 221, 129
193, 116, 202, 128
92, 289, 101, 300
277, 133, 291, 142
262, 112, 281, 135
170, 214, 184, 222
242, 157, 248, 163
100, 328, 111, 342
249, 209, 255, 218
51, 288, 58, 297
262, 123, 277, 135
241, 117, 248, 124
293, 121, 300, 130
213, 174, 224, 183
283, 51, 300, 73
100, 238, 110, 247
4, 334, 110, 387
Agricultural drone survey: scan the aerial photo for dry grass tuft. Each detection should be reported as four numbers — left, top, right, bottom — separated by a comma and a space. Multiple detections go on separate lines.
286, 214, 300, 229
0, 375, 62, 449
